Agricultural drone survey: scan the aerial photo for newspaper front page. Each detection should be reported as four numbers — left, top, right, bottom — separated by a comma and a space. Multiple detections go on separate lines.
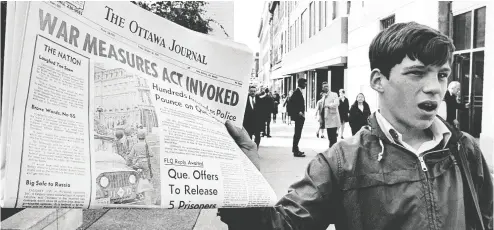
2, 1, 277, 209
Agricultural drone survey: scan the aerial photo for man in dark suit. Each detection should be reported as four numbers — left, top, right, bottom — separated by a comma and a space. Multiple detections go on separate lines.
289, 78, 307, 157
272, 91, 281, 123
444, 81, 469, 128
259, 88, 274, 137
243, 85, 262, 148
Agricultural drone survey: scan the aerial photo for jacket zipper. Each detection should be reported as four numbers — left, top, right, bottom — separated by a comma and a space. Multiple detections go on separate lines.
386, 142, 448, 230
418, 156, 428, 171
388, 142, 448, 172
418, 149, 449, 171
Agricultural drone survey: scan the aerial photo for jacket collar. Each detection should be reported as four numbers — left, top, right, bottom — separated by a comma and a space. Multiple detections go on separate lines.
367, 112, 463, 147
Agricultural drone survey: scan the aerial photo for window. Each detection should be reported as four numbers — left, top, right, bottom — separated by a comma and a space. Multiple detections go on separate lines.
281, 2, 284, 18
280, 34, 284, 55
283, 31, 286, 54
380, 15, 395, 30
325, 1, 328, 25
295, 19, 299, 47
293, 23, 296, 49
332, 1, 337, 20
319, 1, 325, 30
301, 10, 308, 43
284, 1, 287, 17
309, 2, 315, 37
292, 24, 295, 49
289, 25, 293, 51
474, 7, 486, 48
278, 3, 283, 21
453, 11, 471, 50
287, 26, 290, 51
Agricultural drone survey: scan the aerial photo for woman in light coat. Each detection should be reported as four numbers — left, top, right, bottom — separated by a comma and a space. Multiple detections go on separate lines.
279, 94, 287, 123
314, 92, 326, 138
320, 90, 341, 147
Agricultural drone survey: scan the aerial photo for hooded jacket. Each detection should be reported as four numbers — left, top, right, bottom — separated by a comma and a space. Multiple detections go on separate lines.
220, 113, 493, 230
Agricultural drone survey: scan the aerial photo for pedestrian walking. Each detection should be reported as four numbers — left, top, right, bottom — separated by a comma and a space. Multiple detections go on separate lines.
243, 85, 262, 148
220, 21, 492, 230
314, 92, 326, 138
272, 91, 280, 123
289, 78, 307, 157
444, 81, 469, 128
348, 93, 371, 135
319, 82, 340, 147
284, 90, 294, 125
279, 93, 287, 124
259, 88, 274, 138
338, 89, 349, 139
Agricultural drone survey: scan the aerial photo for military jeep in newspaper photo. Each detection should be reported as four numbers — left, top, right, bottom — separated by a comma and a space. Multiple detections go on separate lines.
93, 134, 143, 205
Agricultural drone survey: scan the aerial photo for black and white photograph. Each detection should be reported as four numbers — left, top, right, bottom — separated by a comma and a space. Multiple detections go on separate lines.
93, 63, 160, 207
1, 1, 493, 230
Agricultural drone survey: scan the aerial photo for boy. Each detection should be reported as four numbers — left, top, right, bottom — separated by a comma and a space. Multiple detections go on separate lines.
221, 22, 493, 230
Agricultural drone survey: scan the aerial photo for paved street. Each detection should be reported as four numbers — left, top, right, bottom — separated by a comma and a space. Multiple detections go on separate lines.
194, 111, 346, 230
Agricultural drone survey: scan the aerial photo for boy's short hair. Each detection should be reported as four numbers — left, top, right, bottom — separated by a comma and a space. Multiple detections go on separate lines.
369, 22, 455, 78
321, 81, 328, 86
298, 78, 307, 86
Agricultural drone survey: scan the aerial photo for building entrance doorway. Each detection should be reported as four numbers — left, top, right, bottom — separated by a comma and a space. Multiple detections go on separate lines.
453, 52, 484, 137
451, 6, 485, 137
330, 66, 344, 93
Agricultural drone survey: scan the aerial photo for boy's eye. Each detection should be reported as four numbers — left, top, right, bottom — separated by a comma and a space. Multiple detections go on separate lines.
438, 73, 449, 79
408, 71, 424, 76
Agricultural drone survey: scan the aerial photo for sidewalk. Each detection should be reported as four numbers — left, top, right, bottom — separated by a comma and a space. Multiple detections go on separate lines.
193, 111, 348, 230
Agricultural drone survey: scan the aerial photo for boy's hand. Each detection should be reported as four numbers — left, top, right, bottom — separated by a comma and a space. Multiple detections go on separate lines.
225, 121, 260, 170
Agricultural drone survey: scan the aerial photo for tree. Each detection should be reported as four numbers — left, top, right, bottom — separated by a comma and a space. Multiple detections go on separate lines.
132, 1, 229, 37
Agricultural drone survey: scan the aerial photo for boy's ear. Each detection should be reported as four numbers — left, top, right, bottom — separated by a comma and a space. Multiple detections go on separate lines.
370, 69, 385, 93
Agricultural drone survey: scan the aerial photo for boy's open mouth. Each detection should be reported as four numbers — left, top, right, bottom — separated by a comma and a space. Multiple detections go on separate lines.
418, 101, 438, 112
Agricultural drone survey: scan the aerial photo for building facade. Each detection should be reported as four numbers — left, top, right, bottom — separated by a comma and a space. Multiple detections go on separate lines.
250, 52, 260, 86
258, 2, 272, 88
94, 66, 159, 132
269, 1, 285, 94
261, 1, 349, 108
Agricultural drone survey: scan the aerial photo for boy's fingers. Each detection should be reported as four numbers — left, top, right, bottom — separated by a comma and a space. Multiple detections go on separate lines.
225, 120, 250, 142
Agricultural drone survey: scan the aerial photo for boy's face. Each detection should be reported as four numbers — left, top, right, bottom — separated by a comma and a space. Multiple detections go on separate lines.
379, 56, 451, 130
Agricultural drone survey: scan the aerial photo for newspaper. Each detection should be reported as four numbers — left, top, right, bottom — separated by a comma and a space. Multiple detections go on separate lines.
1, 1, 277, 209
